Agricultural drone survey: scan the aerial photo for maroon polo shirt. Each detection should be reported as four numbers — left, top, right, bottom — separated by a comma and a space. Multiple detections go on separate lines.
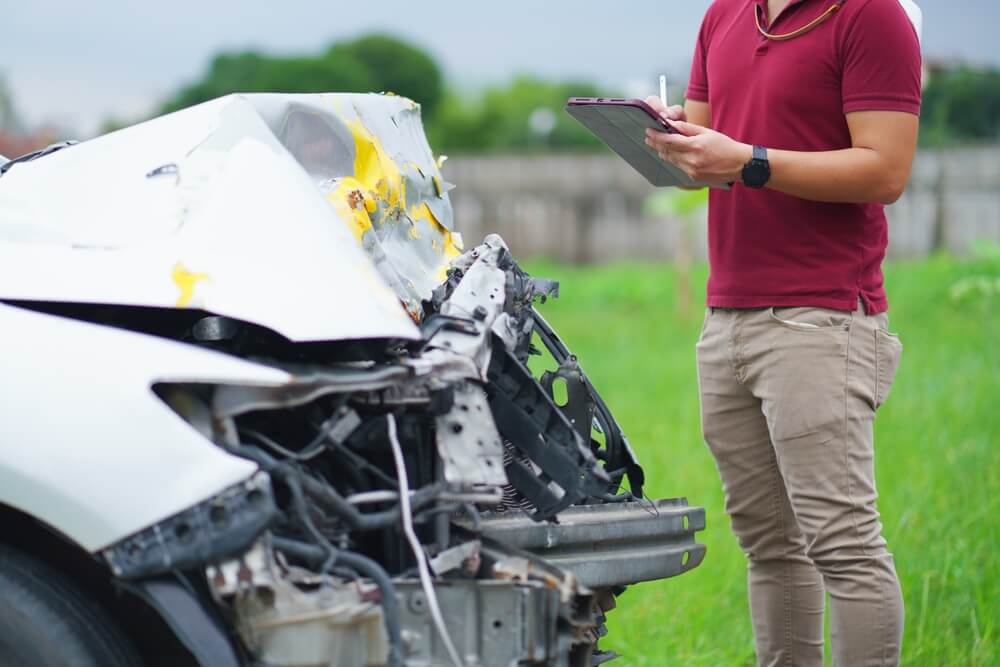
686, 0, 922, 314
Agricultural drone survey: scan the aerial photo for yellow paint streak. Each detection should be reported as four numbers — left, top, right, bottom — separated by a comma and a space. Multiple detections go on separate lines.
172, 262, 210, 308
410, 202, 462, 280
326, 176, 373, 243
346, 117, 405, 211
322, 114, 460, 289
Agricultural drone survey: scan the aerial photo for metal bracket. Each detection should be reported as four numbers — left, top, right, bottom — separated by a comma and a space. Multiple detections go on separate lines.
435, 382, 507, 486
540, 355, 594, 445
486, 344, 609, 521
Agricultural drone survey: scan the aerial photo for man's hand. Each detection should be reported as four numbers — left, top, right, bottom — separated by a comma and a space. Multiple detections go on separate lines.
644, 120, 752, 186
644, 95, 686, 123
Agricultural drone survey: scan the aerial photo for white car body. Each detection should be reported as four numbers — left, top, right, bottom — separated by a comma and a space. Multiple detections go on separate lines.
0, 302, 285, 551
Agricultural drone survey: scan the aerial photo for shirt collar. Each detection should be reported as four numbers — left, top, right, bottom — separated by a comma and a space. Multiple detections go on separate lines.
754, 0, 825, 24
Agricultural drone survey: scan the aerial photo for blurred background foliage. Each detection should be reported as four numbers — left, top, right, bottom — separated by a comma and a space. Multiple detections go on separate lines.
4, 32, 997, 152
155, 33, 608, 153
921, 66, 1000, 145
426, 77, 605, 153
159, 34, 445, 119
152, 34, 1000, 152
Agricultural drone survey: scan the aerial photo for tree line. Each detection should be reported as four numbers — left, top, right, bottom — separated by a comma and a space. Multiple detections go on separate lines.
119, 35, 1000, 152
156, 33, 605, 154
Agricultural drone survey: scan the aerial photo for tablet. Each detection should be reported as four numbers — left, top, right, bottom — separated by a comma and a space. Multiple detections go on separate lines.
565, 97, 726, 190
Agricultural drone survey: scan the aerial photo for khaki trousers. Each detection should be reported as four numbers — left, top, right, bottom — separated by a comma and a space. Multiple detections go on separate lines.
696, 303, 904, 667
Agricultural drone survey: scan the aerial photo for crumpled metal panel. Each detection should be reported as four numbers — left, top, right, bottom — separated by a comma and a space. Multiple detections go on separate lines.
249, 94, 462, 318
0, 92, 462, 341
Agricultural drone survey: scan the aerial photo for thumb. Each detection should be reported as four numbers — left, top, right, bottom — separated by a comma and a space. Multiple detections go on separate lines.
669, 120, 709, 136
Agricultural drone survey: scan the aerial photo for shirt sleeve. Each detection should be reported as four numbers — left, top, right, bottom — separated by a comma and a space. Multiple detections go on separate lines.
841, 0, 923, 115
685, 7, 716, 103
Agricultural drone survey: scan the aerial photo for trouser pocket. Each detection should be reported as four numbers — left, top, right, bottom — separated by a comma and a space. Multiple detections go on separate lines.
875, 328, 903, 409
698, 308, 711, 342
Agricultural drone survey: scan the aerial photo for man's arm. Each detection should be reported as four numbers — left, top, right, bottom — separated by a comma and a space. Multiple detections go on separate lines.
684, 100, 711, 129
644, 110, 919, 205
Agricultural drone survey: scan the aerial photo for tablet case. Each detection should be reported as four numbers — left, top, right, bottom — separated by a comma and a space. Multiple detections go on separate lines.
565, 98, 726, 190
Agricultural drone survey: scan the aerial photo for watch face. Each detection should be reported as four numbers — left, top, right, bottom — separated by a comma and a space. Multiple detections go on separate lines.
742, 160, 769, 189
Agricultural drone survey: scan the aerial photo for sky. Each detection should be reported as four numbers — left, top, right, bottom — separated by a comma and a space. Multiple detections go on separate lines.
3, 0, 999, 136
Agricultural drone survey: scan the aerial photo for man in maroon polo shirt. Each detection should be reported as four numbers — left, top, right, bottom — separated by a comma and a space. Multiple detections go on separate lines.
644, 0, 921, 665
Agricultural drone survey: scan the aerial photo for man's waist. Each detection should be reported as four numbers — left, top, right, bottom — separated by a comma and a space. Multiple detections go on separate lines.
707, 292, 887, 315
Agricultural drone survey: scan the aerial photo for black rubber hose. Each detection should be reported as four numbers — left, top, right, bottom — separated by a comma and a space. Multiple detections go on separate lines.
237, 444, 443, 531
271, 537, 404, 667
278, 464, 338, 573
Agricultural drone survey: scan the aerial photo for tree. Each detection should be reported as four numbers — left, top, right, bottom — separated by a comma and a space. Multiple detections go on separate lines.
327, 34, 444, 118
921, 66, 1000, 145
159, 34, 442, 118
427, 76, 607, 153
161, 50, 372, 114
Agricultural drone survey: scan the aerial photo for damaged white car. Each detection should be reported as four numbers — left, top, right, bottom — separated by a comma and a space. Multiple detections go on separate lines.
0, 93, 704, 667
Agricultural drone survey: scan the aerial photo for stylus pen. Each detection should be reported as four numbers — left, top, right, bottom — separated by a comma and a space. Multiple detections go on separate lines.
659, 75, 668, 108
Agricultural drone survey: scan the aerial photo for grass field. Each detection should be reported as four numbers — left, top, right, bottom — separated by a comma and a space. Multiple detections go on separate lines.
523, 255, 998, 666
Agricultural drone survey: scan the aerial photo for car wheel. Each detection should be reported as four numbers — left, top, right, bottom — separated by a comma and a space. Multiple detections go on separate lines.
0, 545, 142, 667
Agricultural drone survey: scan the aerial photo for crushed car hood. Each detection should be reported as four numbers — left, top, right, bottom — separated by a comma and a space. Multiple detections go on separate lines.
0, 93, 464, 342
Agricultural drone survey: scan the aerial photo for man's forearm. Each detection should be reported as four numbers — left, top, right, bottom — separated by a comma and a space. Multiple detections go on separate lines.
766, 146, 908, 205
648, 111, 918, 206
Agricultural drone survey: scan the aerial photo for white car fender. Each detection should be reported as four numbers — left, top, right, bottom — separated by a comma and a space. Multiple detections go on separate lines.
0, 302, 291, 552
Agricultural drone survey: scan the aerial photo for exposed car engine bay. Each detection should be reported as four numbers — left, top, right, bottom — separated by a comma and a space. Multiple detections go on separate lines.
80, 235, 703, 666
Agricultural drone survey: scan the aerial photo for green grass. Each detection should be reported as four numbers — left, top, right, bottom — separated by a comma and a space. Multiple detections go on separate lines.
523, 255, 999, 666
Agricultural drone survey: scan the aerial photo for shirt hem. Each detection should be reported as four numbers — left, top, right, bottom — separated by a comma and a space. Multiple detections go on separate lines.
843, 99, 921, 115
685, 86, 709, 103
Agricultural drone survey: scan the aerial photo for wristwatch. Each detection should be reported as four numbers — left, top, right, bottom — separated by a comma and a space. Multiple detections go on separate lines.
741, 145, 771, 189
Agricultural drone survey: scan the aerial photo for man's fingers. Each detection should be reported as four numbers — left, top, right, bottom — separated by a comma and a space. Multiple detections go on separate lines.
644, 95, 667, 113
645, 129, 693, 152
644, 134, 671, 155
665, 105, 686, 121
643, 134, 675, 164
669, 120, 709, 136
